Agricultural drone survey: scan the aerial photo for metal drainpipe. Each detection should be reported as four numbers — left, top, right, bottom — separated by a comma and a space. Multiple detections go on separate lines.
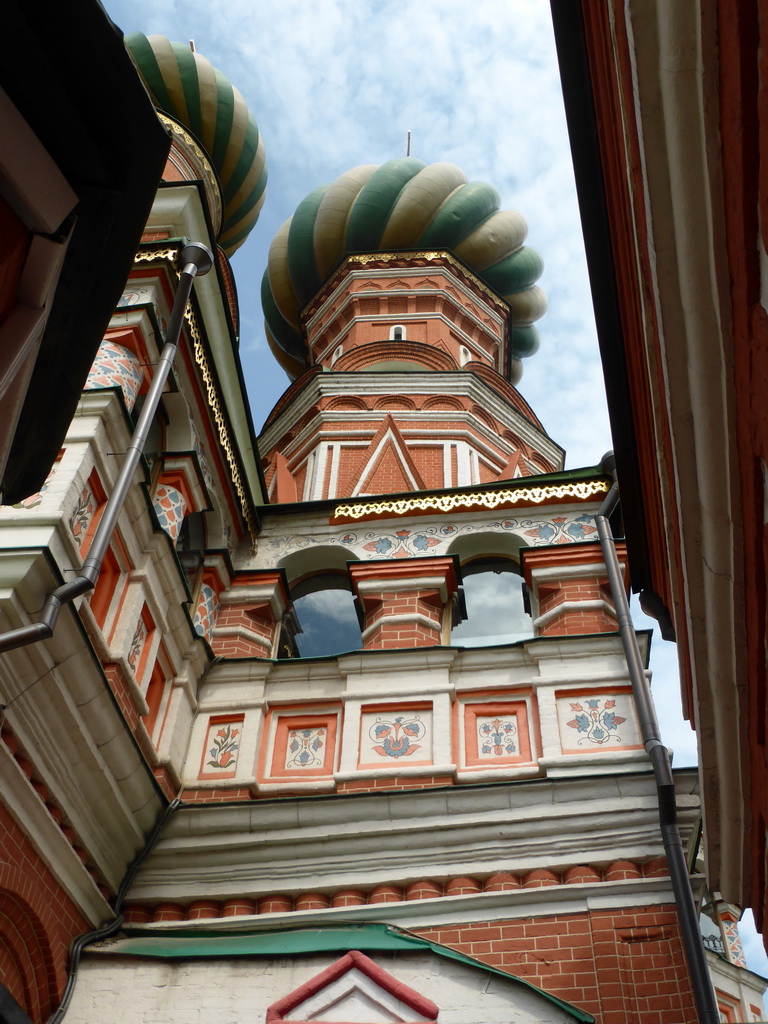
0, 242, 213, 656
47, 796, 182, 1023
595, 452, 719, 1024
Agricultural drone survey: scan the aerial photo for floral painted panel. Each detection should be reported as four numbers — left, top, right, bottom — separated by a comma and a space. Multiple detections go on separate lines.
261, 512, 599, 567
359, 709, 432, 766
556, 692, 641, 753
69, 487, 96, 547
284, 726, 326, 770
267, 714, 338, 779
202, 719, 241, 775
476, 714, 518, 759
127, 615, 148, 674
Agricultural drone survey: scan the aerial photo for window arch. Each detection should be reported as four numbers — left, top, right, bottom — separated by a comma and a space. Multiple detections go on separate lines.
450, 556, 533, 647
290, 572, 362, 658
278, 546, 361, 659
388, 324, 406, 341
446, 530, 533, 647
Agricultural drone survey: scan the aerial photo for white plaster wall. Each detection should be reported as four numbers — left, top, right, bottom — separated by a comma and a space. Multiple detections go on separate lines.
66, 950, 583, 1024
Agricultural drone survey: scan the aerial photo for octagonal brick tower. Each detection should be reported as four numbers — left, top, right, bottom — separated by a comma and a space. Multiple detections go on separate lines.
259, 158, 563, 503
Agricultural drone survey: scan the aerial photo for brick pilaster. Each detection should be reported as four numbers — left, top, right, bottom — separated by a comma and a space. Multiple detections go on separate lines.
349, 556, 461, 650
521, 541, 626, 637
211, 569, 294, 659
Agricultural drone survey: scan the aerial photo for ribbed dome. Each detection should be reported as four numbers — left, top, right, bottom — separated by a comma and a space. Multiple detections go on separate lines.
263, 158, 546, 378
126, 33, 267, 256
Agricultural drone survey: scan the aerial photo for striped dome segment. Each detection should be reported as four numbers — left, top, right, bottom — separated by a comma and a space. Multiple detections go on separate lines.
126, 33, 267, 256
263, 157, 545, 378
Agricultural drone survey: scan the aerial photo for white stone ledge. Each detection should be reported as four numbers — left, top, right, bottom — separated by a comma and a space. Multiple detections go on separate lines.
361, 613, 439, 640
118, 875, 684, 937
533, 599, 615, 630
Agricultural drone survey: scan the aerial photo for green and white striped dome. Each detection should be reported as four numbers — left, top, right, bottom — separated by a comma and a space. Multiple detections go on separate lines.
263, 158, 546, 379
126, 33, 267, 256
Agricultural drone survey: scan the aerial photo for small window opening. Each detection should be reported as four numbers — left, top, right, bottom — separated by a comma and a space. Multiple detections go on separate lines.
451, 557, 533, 647
286, 572, 362, 658
389, 325, 405, 341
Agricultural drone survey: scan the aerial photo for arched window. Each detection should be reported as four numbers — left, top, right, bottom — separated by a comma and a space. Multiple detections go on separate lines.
389, 324, 405, 341
451, 556, 533, 647
290, 572, 362, 658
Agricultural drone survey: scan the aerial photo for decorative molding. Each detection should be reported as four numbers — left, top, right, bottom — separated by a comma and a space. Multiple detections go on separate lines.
333, 480, 609, 521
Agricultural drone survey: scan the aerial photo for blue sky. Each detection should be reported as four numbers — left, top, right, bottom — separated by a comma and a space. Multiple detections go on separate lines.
103, 0, 767, 978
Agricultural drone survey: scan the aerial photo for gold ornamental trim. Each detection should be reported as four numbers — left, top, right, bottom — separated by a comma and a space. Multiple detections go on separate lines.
131, 249, 257, 541
157, 113, 223, 234
134, 247, 179, 264
183, 308, 257, 541
333, 479, 609, 521
344, 250, 504, 310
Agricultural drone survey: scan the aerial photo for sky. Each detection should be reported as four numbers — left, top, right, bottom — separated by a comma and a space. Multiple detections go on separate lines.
104, 0, 768, 979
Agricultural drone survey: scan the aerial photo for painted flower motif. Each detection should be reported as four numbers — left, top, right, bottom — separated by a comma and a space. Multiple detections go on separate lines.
525, 522, 556, 541
479, 717, 517, 756
369, 715, 426, 758
363, 537, 393, 554
285, 727, 326, 769
207, 722, 240, 769
566, 698, 626, 745
565, 514, 597, 540
69, 488, 95, 542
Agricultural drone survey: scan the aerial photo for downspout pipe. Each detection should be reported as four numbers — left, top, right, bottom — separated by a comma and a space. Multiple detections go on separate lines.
47, 796, 182, 1024
0, 243, 213, 656
595, 452, 719, 1024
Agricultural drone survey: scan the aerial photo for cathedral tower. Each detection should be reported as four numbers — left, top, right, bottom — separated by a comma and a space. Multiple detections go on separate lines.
0, 27, 762, 1024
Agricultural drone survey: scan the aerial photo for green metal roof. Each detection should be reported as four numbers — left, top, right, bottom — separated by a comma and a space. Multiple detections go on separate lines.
99, 923, 594, 1022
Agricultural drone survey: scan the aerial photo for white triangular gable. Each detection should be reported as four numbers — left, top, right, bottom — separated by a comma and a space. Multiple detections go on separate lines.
267, 951, 438, 1024
292, 966, 431, 1022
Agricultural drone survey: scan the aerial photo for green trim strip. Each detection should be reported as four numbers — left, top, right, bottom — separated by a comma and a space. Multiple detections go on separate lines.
418, 181, 500, 251
261, 272, 306, 362
221, 162, 268, 238
211, 70, 236, 173
170, 42, 203, 141
222, 114, 261, 205
126, 33, 176, 115
509, 325, 541, 359
345, 158, 425, 253
105, 924, 594, 1022
287, 186, 328, 306
482, 246, 544, 296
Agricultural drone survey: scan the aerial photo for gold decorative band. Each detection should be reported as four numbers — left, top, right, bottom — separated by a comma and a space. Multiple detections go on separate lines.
345, 250, 504, 309
333, 479, 609, 521
132, 248, 257, 542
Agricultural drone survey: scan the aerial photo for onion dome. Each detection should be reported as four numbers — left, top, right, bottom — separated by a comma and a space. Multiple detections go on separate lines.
263, 158, 546, 378
126, 33, 267, 256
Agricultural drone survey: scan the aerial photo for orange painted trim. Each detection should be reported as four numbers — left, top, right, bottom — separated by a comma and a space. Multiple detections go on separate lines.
260, 707, 340, 781
462, 700, 533, 767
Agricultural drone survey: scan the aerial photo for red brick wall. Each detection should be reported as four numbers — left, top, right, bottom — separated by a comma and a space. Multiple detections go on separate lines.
0, 805, 91, 1022
419, 905, 696, 1024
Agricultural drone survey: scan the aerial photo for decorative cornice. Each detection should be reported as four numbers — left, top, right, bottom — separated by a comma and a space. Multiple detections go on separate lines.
342, 251, 507, 313
332, 479, 609, 522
